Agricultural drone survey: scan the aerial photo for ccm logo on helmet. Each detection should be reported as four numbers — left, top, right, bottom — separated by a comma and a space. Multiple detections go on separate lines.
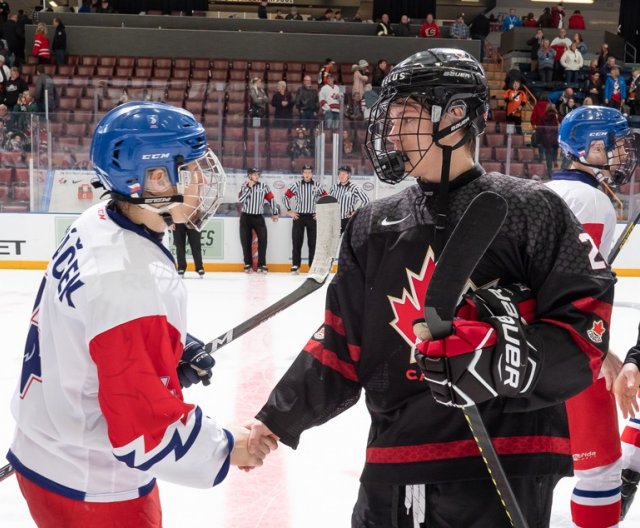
142, 153, 171, 160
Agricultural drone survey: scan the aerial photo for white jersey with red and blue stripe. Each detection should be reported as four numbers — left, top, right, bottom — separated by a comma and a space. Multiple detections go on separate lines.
546, 169, 616, 259
8, 202, 233, 502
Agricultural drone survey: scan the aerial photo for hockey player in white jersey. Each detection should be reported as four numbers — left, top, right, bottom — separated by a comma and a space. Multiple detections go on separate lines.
547, 105, 638, 527
6, 102, 276, 527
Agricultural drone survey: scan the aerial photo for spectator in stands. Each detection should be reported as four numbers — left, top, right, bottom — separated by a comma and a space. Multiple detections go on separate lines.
568, 10, 586, 30
51, 17, 66, 66
538, 103, 560, 177
550, 28, 571, 81
582, 97, 594, 106
334, 11, 344, 23
537, 39, 556, 84
503, 67, 523, 91
31, 22, 50, 65
538, 7, 554, 29
558, 97, 578, 119
351, 59, 368, 97
376, 14, 393, 36
0, 0, 9, 24
288, 126, 312, 159
599, 55, 617, 79
351, 10, 363, 23
0, 55, 9, 90
371, 59, 388, 93
560, 42, 584, 84
419, 14, 440, 38
249, 77, 268, 119
96, 1, 116, 14
504, 79, 527, 134
3, 14, 21, 67
3, 66, 27, 109
584, 71, 603, 105
523, 12, 538, 28
502, 9, 521, 32
551, 4, 565, 29
285, 7, 302, 21
115, 88, 129, 107
257, 1, 267, 20
588, 59, 599, 76
318, 73, 340, 130
271, 80, 293, 128
345, 90, 365, 122
317, 58, 335, 87
13, 89, 37, 130
629, 67, 640, 115
573, 33, 587, 55
78, 0, 91, 13
555, 87, 574, 111
5, 130, 26, 152
34, 64, 55, 112
273, 10, 284, 20
450, 13, 470, 40
530, 93, 550, 141
317, 9, 333, 22
527, 28, 544, 72
295, 75, 318, 129
597, 43, 610, 70
470, 11, 490, 62
362, 83, 377, 118
604, 66, 627, 110
15, 11, 30, 67
395, 15, 411, 37
342, 129, 355, 156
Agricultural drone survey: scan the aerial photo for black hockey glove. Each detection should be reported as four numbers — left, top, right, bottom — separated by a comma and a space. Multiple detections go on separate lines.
177, 334, 215, 388
414, 285, 539, 408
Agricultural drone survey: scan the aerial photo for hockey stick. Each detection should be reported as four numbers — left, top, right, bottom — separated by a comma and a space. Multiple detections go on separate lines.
201, 194, 341, 365
424, 191, 529, 528
0, 196, 341, 480
609, 207, 640, 264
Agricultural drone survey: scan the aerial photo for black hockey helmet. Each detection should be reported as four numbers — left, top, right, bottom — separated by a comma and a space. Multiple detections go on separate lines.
364, 48, 488, 184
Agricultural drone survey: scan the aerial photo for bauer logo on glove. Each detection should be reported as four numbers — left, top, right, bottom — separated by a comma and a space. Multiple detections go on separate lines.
414, 285, 540, 408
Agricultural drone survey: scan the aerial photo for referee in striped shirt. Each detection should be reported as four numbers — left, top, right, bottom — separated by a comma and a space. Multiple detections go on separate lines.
283, 164, 327, 273
329, 165, 370, 233
238, 168, 279, 273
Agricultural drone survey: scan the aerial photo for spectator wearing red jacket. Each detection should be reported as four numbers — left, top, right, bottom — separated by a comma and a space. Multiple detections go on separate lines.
32, 22, 50, 64
568, 10, 586, 30
530, 93, 550, 129
419, 13, 440, 38
523, 12, 539, 28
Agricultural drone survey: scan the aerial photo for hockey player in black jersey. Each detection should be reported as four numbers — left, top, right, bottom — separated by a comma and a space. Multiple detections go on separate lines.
248, 49, 616, 527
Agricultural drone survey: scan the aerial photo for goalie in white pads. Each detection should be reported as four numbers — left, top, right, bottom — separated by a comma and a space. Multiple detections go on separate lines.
6, 102, 275, 528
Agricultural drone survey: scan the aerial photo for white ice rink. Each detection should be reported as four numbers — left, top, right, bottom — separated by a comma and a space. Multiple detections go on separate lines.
1, 269, 640, 527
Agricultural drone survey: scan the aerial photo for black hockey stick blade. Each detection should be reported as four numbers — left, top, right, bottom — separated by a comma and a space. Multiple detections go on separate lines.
608, 207, 640, 264
424, 191, 509, 338
423, 191, 529, 528
204, 195, 341, 357
0, 462, 14, 482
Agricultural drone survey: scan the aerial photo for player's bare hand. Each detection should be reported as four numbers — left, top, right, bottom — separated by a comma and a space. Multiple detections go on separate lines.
227, 424, 270, 468
601, 350, 623, 391
288, 210, 299, 220
614, 363, 640, 419
246, 420, 279, 460
272, 215, 279, 223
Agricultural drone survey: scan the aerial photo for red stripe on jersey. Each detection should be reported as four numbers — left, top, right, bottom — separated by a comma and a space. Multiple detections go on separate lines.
303, 339, 358, 382
540, 318, 604, 380
324, 310, 361, 361
621, 426, 640, 448
366, 435, 570, 463
582, 223, 604, 249
89, 315, 193, 453
285, 189, 294, 198
571, 296, 613, 323
265, 191, 274, 201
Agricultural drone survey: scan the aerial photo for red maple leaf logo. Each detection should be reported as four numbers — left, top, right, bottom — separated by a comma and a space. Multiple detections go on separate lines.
592, 320, 605, 337
586, 319, 606, 344
388, 248, 437, 352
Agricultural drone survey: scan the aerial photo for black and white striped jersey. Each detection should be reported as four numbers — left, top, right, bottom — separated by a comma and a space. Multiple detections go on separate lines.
283, 180, 327, 214
329, 181, 371, 219
238, 182, 280, 215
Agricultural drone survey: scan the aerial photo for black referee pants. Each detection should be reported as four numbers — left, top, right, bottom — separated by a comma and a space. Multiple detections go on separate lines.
292, 213, 316, 268
351, 474, 560, 528
239, 213, 268, 267
174, 223, 203, 272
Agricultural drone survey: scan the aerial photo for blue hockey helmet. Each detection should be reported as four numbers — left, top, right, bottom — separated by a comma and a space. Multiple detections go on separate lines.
558, 105, 638, 186
90, 102, 226, 230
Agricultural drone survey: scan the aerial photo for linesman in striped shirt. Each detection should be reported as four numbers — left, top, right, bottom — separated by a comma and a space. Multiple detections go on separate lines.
283, 164, 327, 273
238, 168, 279, 273
329, 165, 370, 233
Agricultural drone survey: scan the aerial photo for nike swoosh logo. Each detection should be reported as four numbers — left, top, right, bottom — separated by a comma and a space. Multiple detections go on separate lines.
72, 180, 83, 184
381, 215, 411, 226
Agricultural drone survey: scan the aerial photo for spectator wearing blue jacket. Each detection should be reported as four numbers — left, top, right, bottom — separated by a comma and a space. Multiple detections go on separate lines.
502, 9, 522, 32
604, 67, 627, 110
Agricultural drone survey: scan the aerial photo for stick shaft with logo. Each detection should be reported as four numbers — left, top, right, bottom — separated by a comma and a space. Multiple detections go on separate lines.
423, 191, 529, 528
